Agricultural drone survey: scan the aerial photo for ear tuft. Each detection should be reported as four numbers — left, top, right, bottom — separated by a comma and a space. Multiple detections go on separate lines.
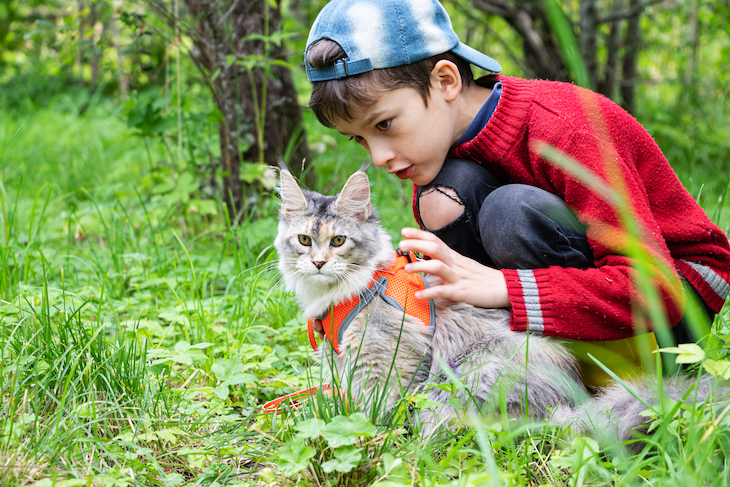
279, 170, 308, 214
336, 171, 371, 221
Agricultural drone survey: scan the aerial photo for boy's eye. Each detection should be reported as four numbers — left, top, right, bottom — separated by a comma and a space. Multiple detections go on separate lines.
348, 135, 363, 143
330, 235, 346, 247
376, 119, 391, 130
298, 235, 312, 246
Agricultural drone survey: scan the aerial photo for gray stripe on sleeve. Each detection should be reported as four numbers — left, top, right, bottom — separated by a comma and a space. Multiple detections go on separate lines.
682, 260, 730, 300
517, 269, 544, 333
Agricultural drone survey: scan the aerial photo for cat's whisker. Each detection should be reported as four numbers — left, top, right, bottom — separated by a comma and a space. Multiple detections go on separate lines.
228, 261, 281, 284
240, 259, 281, 273
250, 264, 282, 282
263, 278, 287, 303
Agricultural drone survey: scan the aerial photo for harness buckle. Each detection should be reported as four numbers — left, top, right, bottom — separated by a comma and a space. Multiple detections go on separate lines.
396, 248, 414, 263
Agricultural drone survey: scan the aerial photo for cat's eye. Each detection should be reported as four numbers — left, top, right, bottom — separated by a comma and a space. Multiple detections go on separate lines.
331, 235, 346, 247
298, 235, 312, 246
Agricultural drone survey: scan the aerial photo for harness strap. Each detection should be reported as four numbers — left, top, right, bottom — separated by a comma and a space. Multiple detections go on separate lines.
307, 318, 318, 351
307, 251, 433, 354
306, 278, 386, 352
336, 276, 388, 346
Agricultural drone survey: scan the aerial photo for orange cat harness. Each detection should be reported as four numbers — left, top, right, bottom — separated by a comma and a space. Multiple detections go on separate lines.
307, 250, 435, 354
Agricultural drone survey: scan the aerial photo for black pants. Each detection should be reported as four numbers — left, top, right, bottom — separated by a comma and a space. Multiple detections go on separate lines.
416, 159, 715, 347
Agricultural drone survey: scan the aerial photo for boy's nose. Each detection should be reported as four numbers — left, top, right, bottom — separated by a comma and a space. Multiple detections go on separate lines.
369, 143, 394, 169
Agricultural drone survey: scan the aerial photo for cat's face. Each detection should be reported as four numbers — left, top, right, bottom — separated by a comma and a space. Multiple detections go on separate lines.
275, 170, 393, 301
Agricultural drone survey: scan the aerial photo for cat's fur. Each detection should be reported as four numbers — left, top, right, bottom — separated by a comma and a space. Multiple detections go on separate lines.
275, 168, 726, 446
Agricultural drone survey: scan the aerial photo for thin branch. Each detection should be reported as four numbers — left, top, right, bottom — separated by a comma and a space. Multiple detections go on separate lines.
597, 0, 664, 23
454, 1, 530, 75
218, 0, 239, 27
512, 10, 559, 79
471, 0, 513, 18
481, 19, 530, 75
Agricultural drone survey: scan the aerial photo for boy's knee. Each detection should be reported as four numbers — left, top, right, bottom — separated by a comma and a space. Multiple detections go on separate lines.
480, 185, 575, 235
419, 186, 465, 231
479, 185, 592, 269
418, 158, 503, 231
480, 185, 535, 222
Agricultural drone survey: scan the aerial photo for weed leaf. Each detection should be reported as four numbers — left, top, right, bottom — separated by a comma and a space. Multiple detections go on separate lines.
296, 418, 326, 439
322, 413, 376, 447
321, 446, 363, 473
277, 439, 316, 476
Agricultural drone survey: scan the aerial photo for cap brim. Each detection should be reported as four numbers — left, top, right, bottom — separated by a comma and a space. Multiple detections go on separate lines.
453, 43, 501, 73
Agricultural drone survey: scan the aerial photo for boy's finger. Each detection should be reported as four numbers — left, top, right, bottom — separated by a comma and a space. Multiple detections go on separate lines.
398, 239, 444, 259
404, 260, 457, 281
401, 227, 442, 242
414, 283, 459, 302
314, 319, 325, 340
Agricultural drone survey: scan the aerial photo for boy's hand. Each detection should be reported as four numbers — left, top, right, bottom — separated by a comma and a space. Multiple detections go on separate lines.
313, 319, 325, 340
398, 227, 510, 309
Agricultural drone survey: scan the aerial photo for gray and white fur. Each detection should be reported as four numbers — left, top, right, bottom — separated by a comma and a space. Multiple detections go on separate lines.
275, 169, 727, 448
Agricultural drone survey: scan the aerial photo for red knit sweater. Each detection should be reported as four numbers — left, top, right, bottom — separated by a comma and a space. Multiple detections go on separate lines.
412, 76, 730, 341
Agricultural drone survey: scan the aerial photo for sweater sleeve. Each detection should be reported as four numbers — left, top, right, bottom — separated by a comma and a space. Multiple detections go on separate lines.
501, 92, 690, 341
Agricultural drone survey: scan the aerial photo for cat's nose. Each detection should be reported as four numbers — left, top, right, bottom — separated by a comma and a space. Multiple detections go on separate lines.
312, 260, 326, 269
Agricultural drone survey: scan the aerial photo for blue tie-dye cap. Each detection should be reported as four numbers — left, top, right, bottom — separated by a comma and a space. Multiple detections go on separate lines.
305, 0, 501, 83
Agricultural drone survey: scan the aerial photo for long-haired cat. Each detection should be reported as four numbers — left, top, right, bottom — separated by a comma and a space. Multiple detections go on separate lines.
274, 168, 725, 446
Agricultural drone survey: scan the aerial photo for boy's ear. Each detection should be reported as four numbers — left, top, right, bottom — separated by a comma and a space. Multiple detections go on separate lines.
279, 170, 308, 214
431, 59, 462, 102
336, 171, 372, 221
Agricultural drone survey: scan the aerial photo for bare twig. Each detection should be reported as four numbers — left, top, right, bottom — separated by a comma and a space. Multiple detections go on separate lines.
597, 0, 664, 23
471, 0, 513, 18
454, 1, 530, 75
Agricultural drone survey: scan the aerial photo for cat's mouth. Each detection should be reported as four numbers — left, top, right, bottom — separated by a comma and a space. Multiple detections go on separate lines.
309, 271, 334, 282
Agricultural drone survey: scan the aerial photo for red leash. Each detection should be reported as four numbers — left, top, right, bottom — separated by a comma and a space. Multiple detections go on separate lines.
261, 384, 331, 414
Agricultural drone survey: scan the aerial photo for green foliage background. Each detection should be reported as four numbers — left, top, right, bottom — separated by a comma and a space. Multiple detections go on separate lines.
1, 0, 729, 485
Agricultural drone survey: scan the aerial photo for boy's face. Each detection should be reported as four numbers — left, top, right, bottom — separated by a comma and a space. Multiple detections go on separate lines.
333, 85, 459, 187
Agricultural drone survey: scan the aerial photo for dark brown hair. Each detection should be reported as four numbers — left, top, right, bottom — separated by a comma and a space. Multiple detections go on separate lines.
307, 39, 474, 128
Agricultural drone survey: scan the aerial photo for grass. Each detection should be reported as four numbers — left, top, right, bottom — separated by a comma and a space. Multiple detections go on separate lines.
0, 82, 729, 487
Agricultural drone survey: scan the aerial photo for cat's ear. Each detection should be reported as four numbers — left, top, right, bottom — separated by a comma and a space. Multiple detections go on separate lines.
336, 171, 371, 221
279, 170, 308, 214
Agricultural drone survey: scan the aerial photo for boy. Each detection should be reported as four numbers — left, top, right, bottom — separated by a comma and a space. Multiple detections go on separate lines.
304, 0, 730, 383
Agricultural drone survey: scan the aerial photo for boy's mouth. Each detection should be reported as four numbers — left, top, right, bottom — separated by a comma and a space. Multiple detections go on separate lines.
394, 166, 414, 180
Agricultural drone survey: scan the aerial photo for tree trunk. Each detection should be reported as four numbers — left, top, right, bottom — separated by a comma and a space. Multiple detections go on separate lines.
182, 0, 243, 220
621, 0, 642, 114
235, 1, 312, 181
579, 0, 598, 89
685, 0, 700, 87
78, 0, 86, 86
90, 1, 102, 86
110, 9, 128, 97
598, 0, 623, 99
176, 0, 312, 220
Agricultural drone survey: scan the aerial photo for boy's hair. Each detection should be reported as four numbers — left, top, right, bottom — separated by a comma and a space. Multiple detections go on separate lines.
307, 39, 475, 128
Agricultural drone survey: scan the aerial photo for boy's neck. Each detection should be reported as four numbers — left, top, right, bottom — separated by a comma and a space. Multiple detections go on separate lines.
454, 83, 494, 145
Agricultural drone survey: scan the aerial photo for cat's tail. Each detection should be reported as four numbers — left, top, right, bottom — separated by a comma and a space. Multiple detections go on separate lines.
549, 374, 729, 451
